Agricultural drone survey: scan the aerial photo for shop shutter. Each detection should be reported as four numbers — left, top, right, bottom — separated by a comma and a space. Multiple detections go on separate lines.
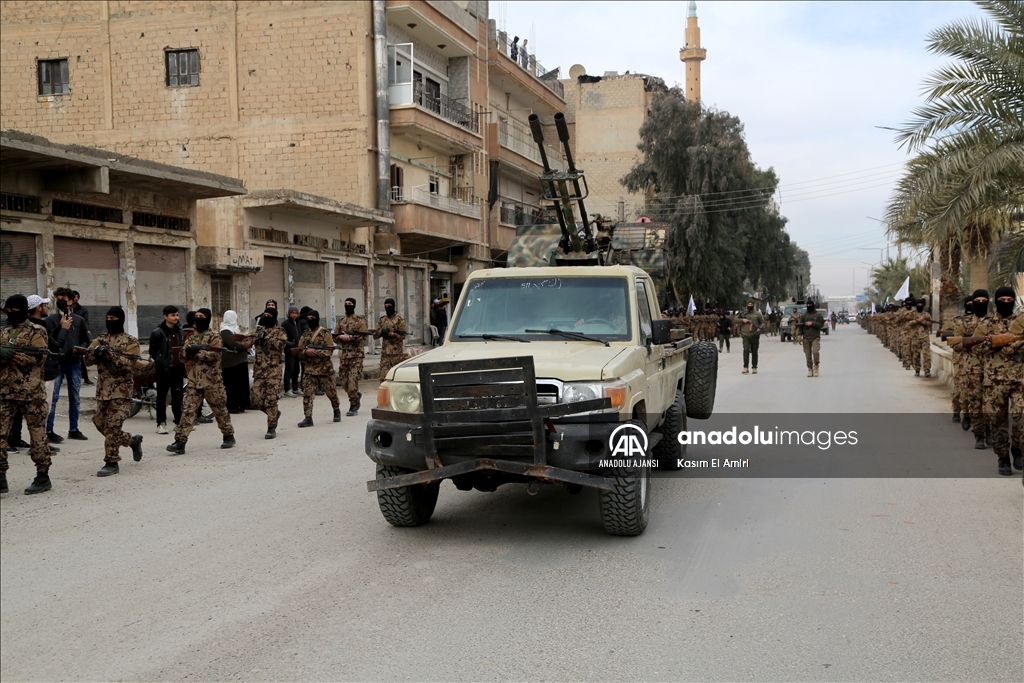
334, 264, 366, 315
0, 231, 38, 305
251, 256, 285, 314
293, 259, 324, 316
54, 236, 120, 329
135, 244, 187, 338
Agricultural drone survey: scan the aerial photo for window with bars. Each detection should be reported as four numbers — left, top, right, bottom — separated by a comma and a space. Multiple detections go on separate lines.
210, 276, 232, 316
38, 58, 69, 95
132, 211, 191, 232
52, 200, 123, 224
166, 49, 199, 87
1, 193, 42, 214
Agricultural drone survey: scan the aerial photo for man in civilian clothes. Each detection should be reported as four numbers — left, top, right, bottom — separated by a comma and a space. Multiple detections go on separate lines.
149, 305, 186, 435
45, 288, 90, 443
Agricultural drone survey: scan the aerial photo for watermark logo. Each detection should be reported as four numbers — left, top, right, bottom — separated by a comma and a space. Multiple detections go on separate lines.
600, 423, 656, 468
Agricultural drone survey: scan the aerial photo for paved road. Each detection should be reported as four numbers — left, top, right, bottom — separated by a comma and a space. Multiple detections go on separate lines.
2, 327, 1021, 681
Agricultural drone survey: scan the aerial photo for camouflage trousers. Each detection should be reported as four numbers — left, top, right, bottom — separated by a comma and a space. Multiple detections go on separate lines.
982, 381, 1021, 458
93, 398, 133, 463
251, 372, 281, 429
910, 337, 931, 373
175, 384, 233, 442
0, 397, 50, 473
303, 373, 339, 418
963, 363, 985, 437
338, 356, 363, 404
379, 353, 404, 382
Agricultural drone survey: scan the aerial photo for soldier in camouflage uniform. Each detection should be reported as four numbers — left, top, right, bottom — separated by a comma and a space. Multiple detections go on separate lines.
949, 297, 972, 422
166, 308, 235, 454
334, 297, 367, 416
954, 290, 988, 444
245, 307, 288, 439
374, 297, 407, 382
907, 298, 932, 377
973, 286, 1022, 475
789, 310, 802, 344
297, 309, 341, 426
84, 306, 146, 477
1, 295, 52, 495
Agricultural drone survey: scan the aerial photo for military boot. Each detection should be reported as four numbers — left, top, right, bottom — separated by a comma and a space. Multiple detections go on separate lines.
97, 462, 119, 477
807, 368, 813, 377
0, 473, 8, 494
333, 408, 342, 423
166, 440, 186, 455
974, 434, 987, 450
265, 427, 276, 440
997, 457, 1012, 476
25, 473, 52, 495
298, 416, 314, 428
813, 366, 819, 377
130, 435, 144, 462
346, 403, 358, 417
221, 435, 236, 449
961, 415, 971, 431
914, 369, 920, 376
952, 413, 960, 423
985, 427, 993, 447
1011, 446, 1022, 472
923, 370, 931, 378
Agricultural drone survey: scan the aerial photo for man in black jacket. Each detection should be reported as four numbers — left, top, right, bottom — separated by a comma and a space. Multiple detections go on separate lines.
72, 290, 94, 385
282, 306, 302, 397
149, 305, 185, 434
44, 288, 91, 442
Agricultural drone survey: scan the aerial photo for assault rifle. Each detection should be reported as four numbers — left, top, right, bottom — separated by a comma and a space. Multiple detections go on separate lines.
290, 343, 344, 357
0, 345, 50, 363
73, 345, 143, 360
336, 327, 407, 341
936, 329, 953, 338
942, 333, 1022, 349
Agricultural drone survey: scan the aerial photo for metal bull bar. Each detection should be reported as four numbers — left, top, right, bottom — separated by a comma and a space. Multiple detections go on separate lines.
367, 356, 614, 492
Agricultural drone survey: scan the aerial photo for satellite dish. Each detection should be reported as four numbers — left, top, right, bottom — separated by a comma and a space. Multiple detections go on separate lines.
568, 64, 586, 79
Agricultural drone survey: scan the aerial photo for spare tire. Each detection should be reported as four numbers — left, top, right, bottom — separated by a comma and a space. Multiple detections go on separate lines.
685, 340, 718, 420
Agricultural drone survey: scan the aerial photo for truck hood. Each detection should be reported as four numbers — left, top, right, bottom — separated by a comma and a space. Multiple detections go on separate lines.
389, 342, 629, 382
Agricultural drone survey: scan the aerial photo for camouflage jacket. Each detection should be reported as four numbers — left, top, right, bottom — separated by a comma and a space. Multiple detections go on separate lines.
184, 329, 224, 390
374, 314, 406, 357
908, 311, 932, 339
251, 326, 288, 380
0, 320, 48, 401
974, 313, 1021, 384
953, 314, 985, 363
334, 315, 368, 360
298, 326, 335, 376
86, 332, 142, 400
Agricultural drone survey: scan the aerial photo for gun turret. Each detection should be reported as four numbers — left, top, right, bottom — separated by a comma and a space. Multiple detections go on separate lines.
529, 113, 601, 266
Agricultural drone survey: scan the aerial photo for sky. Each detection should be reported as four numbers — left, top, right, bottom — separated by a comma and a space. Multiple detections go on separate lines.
497, 0, 979, 299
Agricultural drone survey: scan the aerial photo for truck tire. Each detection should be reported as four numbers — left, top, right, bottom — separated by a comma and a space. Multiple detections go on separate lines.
375, 465, 440, 527
599, 437, 651, 537
655, 390, 686, 470
685, 341, 718, 420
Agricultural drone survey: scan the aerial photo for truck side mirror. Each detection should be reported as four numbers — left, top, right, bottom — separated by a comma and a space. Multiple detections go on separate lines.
651, 318, 673, 345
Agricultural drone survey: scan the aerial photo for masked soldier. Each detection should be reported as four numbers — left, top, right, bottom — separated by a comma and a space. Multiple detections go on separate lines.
166, 308, 235, 454
954, 289, 989, 445
737, 300, 765, 374
297, 309, 341, 427
374, 297, 407, 382
949, 297, 972, 423
246, 307, 289, 439
908, 297, 932, 377
84, 306, 147, 476
1, 295, 52, 495
334, 297, 367, 416
973, 286, 1022, 475
800, 299, 826, 377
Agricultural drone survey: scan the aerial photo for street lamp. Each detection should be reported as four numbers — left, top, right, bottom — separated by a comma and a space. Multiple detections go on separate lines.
866, 217, 890, 261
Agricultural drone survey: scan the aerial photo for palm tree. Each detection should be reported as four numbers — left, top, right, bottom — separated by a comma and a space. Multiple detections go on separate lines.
885, 0, 1024, 302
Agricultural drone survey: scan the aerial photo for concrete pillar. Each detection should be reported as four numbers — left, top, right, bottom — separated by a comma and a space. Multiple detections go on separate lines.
39, 229, 55, 298
121, 238, 138, 339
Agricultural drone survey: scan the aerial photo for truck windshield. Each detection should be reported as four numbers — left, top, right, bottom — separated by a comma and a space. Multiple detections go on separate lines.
451, 276, 632, 343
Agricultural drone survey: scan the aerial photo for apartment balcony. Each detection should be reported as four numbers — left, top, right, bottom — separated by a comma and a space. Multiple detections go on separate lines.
488, 27, 565, 115
389, 61, 483, 153
390, 185, 484, 254
497, 117, 565, 173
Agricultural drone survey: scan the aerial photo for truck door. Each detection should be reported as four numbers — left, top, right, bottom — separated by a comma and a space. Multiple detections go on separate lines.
635, 278, 670, 428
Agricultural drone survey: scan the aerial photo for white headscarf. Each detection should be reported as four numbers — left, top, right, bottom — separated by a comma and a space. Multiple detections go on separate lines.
220, 310, 240, 334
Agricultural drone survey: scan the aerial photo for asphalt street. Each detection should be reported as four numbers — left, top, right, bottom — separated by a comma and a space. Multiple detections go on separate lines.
1, 326, 1021, 681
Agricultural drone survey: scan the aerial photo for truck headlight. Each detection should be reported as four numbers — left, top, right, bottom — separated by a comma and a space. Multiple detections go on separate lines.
562, 380, 627, 411
391, 383, 421, 413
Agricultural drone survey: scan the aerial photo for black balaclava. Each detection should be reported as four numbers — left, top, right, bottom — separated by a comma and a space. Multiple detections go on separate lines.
307, 310, 320, 330
971, 289, 989, 318
994, 286, 1016, 318
265, 299, 278, 310
384, 298, 396, 317
806, 299, 816, 312
904, 296, 915, 310
344, 298, 356, 316
746, 302, 754, 311
298, 306, 311, 320
915, 298, 925, 312
258, 307, 278, 328
194, 308, 212, 333
4, 294, 29, 327
56, 298, 68, 313
964, 296, 973, 315
105, 306, 126, 335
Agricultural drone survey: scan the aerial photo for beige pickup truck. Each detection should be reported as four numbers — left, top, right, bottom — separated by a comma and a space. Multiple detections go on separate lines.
365, 264, 719, 536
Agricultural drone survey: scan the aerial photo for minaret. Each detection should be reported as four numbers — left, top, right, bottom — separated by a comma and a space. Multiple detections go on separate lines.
679, 0, 707, 102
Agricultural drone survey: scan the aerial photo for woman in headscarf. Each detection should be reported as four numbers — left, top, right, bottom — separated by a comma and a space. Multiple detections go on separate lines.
219, 310, 251, 413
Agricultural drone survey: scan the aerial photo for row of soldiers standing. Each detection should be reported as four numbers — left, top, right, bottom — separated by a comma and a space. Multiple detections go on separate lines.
868, 296, 934, 377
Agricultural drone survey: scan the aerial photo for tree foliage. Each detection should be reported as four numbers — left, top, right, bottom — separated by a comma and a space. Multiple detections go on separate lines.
864, 258, 931, 306
622, 88, 799, 307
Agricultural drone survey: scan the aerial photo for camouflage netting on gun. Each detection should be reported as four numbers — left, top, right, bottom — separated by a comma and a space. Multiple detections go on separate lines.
508, 223, 561, 267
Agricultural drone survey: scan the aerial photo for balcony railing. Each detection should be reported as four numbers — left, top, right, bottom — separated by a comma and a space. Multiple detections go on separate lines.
498, 117, 564, 170
493, 31, 564, 99
499, 199, 553, 227
392, 185, 481, 219
389, 78, 480, 134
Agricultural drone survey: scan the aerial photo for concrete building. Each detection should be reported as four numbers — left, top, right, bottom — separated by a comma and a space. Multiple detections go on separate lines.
0, 131, 245, 338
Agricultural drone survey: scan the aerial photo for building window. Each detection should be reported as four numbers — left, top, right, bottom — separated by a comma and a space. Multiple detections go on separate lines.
38, 58, 69, 95
166, 49, 199, 87
210, 276, 232, 317
429, 175, 440, 195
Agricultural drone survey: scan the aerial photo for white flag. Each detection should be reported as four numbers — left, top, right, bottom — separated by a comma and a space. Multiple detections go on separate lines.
686, 295, 696, 316
894, 276, 911, 302
765, 302, 772, 315
871, 302, 876, 314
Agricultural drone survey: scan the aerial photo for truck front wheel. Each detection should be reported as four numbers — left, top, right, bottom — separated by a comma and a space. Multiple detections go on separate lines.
599, 422, 651, 537
375, 465, 440, 527
655, 390, 686, 470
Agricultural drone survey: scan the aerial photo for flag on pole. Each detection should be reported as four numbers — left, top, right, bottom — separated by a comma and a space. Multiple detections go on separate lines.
894, 276, 911, 302
686, 295, 696, 316
765, 302, 772, 315
870, 302, 876, 314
